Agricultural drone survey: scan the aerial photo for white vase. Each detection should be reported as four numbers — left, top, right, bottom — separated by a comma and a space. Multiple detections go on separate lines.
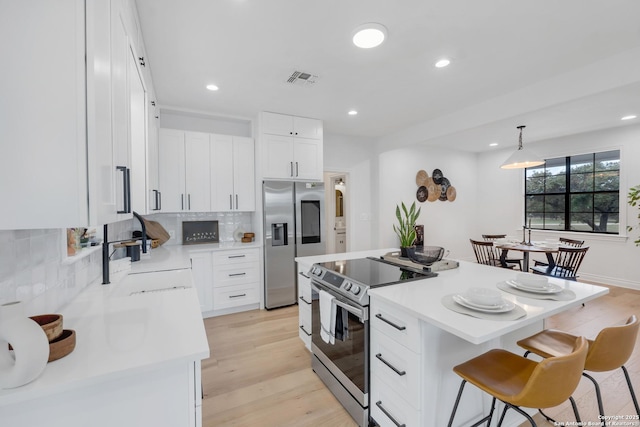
0, 301, 50, 389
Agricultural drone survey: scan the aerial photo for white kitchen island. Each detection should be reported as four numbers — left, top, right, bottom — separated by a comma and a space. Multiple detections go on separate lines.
297, 249, 609, 427
0, 268, 210, 427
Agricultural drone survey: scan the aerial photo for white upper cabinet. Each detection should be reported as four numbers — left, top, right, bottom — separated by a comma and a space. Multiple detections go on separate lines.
208, 134, 256, 212
184, 132, 211, 212
232, 137, 256, 211
260, 112, 323, 181
0, 0, 150, 229
261, 112, 323, 139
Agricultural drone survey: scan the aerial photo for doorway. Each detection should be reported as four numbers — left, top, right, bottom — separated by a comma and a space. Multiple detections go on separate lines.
324, 172, 348, 254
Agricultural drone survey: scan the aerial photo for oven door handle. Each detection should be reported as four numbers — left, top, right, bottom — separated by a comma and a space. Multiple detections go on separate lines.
310, 281, 368, 322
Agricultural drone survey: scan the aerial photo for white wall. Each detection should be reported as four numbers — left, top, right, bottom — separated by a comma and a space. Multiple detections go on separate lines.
477, 124, 640, 288
324, 133, 377, 252
160, 109, 252, 137
376, 145, 479, 260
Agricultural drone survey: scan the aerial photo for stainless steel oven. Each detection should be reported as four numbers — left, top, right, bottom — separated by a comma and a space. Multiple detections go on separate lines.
311, 279, 369, 426
308, 257, 436, 427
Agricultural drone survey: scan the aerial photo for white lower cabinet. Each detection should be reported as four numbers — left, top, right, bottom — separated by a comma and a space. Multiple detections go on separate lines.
370, 297, 422, 426
189, 252, 214, 313
296, 262, 312, 350
0, 360, 202, 427
190, 247, 261, 317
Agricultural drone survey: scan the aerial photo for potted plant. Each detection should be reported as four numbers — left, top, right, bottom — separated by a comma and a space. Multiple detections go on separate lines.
393, 201, 421, 258
628, 185, 640, 246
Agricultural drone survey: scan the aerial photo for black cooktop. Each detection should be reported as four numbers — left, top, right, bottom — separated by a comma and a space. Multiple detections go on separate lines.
318, 257, 436, 288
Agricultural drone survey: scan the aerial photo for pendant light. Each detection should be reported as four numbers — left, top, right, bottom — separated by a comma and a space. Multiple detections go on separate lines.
500, 125, 545, 169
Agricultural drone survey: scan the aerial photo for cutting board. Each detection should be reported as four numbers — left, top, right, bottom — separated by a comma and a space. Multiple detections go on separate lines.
142, 217, 171, 246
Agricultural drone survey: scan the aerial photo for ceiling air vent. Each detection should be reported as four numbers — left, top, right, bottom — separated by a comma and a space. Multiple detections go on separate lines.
286, 71, 319, 87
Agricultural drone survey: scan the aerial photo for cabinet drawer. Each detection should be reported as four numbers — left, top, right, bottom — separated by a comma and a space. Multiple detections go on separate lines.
371, 374, 421, 427
213, 283, 259, 309
299, 299, 311, 329
371, 328, 421, 409
370, 298, 421, 353
213, 263, 259, 287
297, 272, 312, 305
212, 249, 259, 265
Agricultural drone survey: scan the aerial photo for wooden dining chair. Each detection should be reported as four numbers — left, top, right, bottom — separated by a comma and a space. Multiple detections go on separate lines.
559, 237, 585, 247
470, 239, 514, 269
533, 237, 585, 270
448, 337, 588, 427
482, 234, 522, 270
517, 316, 640, 425
531, 246, 589, 280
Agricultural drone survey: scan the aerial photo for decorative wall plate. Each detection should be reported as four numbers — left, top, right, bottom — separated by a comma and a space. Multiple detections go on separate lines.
432, 169, 444, 184
416, 170, 428, 186
416, 186, 428, 202
446, 186, 457, 201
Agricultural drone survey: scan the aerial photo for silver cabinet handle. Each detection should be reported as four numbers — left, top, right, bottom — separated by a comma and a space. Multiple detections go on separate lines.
299, 325, 311, 336
229, 294, 246, 299
290, 161, 294, 177
375, 353, 406, 376
229, 194, 232, 210
299, 295, 311, 305
375, 313, 406, 331
235, 194, 238, 210
181, 194, 184, 210
295, 161, 299, 177
375, 401, 405, 427
188, 194, 191, 210
229, 272, 246, 277
228, 255, 246, 259
298, 272, 310, 279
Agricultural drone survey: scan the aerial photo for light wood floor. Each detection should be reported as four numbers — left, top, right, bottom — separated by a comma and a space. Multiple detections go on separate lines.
201, 284, 640, 427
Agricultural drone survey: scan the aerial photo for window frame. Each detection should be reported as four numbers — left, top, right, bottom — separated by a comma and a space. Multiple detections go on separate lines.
524, 150, 620, 235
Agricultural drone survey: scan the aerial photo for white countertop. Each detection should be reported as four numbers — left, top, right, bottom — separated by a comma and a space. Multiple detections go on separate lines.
369, 259, 609, 344
0, 267, 210, 406
295, 248, 398, 266
131, 241, 261, 274
297, 248, 609, 345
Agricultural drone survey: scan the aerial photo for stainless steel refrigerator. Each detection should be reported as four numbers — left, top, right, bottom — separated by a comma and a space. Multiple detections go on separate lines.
263, 181, 326, 309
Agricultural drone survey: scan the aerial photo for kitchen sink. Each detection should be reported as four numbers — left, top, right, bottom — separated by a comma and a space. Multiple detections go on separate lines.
111, 268, 194, 297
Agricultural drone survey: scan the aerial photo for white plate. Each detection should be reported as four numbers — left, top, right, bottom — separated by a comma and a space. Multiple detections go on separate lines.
453, 295, 515, 313
506, 280, 563, 294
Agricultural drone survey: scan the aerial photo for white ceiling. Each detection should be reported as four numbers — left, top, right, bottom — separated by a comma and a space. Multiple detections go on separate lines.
134, 0, 640, 152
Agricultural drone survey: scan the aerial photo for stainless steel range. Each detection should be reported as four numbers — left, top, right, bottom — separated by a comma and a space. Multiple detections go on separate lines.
309, 257, 437, 426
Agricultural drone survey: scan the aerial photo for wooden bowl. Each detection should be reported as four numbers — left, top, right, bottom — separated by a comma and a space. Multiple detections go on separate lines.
48, 329, 76, 362
241, 237, 253, 243
30, 314, 63, 342
243, 232, 255, 238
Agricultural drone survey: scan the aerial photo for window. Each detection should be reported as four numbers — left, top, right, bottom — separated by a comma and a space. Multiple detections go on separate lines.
524, 150, 620, 234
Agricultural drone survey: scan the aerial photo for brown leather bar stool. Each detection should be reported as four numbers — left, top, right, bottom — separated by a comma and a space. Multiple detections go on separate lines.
447, 336, 587, 427
517, 315, 640, 426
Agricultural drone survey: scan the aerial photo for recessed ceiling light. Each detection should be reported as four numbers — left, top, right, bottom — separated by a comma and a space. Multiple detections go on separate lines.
348, 110, 358, 116
435, 58, 451, 68
489, 142, 499, 147
206, 84, 219, 91
621, 115, 637, 121
352, 23, 387, 49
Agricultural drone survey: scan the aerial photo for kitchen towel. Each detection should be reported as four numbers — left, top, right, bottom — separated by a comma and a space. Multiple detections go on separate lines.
319, 290, 336, 344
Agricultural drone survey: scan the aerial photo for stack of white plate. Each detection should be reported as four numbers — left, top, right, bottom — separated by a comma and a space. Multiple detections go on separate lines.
453, 287, 514, 313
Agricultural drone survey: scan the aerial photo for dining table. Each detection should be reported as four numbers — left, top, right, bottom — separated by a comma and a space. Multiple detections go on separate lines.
495, 242, 559, 272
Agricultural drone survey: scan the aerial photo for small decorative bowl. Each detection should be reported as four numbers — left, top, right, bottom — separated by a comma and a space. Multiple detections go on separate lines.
48, 329, 76, 362
516, 273, 548, 288
30, 314, 63, 342
464, 287, 502, 306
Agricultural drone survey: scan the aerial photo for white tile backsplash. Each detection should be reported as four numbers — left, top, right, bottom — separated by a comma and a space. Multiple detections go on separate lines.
144, 212, 254, 245
0, 228, 102, 315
